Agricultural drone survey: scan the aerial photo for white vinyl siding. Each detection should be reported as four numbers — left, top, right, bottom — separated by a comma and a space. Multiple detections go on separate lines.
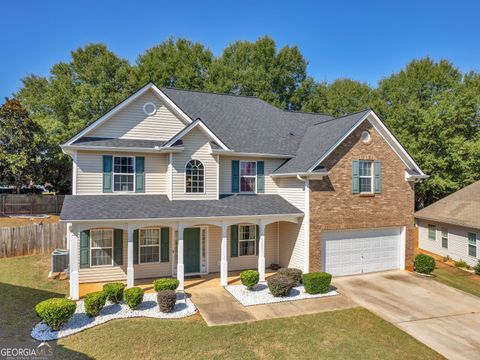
89, 90, 186, 141
75, 151, 167, 195
277, 177, 306, 270
418, 220, 480, 267
171, 128, 218, 200
219, 156, 284, 194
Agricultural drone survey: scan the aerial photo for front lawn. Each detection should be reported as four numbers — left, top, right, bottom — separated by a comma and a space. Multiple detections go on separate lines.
433, 261, 480, 297
0, 255, 442, 359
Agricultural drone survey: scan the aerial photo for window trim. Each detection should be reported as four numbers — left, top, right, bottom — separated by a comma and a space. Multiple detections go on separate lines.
184, 159, 205, 194
139, 227, 161, 264
358, 160, 373, 194
112, 156, 135, 193
428, 224, 436, 241
441, 227, 448, 249
468, 232, 477, 258
238, 223, 256, 257
90, 228, 114, 267
239, 160, 257, 193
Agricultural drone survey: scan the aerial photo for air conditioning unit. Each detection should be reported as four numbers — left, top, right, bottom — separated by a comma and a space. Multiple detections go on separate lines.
51, 249, 69, 273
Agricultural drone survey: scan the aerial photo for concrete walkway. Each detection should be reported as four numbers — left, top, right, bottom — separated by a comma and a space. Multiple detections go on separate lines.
334, 271, 480, 360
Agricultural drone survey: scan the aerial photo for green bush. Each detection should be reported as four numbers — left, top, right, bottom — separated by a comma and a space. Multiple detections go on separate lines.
414, 254, 436, 274
124, 287, 144, 309
277, 268, 303, 284
157, 290, 177, 313
267, 274, 295, 297
240, 270, 259, 290
474, 261, 480, 275
153, 278, 180, 292
303, 272, 332, 294
102, 282, 125, 304
35, 298, 76, 331
83, 291, 107, 317
455, 259, 468, 268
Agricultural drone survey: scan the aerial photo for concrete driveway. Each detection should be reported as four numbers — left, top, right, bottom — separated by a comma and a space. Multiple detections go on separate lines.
334, 271, 480, 360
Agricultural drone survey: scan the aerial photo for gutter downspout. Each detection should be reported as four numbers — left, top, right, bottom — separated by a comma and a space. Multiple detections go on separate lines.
297, 175, 310, 273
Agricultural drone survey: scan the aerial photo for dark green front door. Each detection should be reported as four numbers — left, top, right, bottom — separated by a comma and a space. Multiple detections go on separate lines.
184, 228, 200, 273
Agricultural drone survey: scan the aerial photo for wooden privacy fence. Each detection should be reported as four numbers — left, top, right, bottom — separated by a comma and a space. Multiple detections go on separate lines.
0, 222, 67, 258
0, 194, 65, 215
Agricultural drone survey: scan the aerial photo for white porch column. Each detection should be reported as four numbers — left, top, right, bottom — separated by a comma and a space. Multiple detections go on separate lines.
220, 222, 228, 286
69, 229, 79, 300
258, 221, 266, 282
127, 227, 134, 288
177, 224, 185, 290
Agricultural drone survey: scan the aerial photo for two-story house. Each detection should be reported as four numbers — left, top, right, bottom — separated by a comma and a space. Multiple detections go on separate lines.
60, 83, 426, 299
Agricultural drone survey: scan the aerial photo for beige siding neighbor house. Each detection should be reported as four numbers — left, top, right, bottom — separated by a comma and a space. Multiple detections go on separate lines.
60, 83, 426, 299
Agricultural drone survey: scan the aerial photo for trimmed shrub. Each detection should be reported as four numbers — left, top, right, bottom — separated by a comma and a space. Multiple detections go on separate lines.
35, 298, 76, 331
84, 291, 107, 317
267, 274, 295, 297
414, 254, 436, 274
124, 287, 144, 309
474, 261, 480, 275
102, 282, 125, 304
240, 270, 259, 290
303, 272, 332, 294
277, 268, 303, 284
455, 259, 468, 268
153, 278, 180, 292
157, 290, 177, 313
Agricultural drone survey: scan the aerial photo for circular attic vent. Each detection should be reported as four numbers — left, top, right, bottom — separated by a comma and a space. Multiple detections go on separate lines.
361, 130, 371, 143
143, 102, 157, 116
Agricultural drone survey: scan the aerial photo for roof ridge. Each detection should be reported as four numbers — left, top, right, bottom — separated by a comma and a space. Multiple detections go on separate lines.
311, 108, 371, 126
282, 109, 332, 117
161, 86, 262, 100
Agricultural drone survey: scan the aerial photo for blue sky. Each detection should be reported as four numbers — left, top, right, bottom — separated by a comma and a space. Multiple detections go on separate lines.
2, 0, 479, 99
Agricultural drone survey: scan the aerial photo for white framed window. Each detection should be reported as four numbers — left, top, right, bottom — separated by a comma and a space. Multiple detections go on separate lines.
113, 156, 135, 192
240, 161, 256, 193
428, 225, 436, 241
185, 159, 205, 193
239, 224, 256, 256
90, 229, 114, 267
441, 228, 448, 249
139, 228, 160, 263
468, 232, 477, 258
359, 160, 373, 193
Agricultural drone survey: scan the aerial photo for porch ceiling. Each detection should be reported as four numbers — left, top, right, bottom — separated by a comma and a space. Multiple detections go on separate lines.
61, 194, 303, 222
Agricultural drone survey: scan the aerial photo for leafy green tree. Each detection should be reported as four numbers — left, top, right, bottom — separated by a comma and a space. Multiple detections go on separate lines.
0, 98, 44, 192
378, 58, 480, 207
208, 36, 307, 109
135, 38, 213, 89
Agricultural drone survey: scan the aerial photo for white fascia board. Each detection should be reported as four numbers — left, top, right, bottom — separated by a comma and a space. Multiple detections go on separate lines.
212, 149, 292, 159
163, 118, 230, 150
62, 144, 185, 154
306, 110, 426, 177
64, 83, 193, 146
270, 171, 329, 178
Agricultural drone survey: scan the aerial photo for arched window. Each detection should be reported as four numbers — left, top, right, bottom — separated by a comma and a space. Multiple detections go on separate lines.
185, 160, 204, 193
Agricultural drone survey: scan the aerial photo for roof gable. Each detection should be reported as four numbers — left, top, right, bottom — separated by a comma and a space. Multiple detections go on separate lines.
164, 118, 230, 150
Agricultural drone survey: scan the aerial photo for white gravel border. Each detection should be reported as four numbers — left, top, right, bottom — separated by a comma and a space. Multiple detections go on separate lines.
225, 282, 339, 306
31, 292, 196, 341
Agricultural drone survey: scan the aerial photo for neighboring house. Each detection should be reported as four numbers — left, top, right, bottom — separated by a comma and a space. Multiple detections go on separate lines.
416, 180, 480, 267
60, 82, 426, 299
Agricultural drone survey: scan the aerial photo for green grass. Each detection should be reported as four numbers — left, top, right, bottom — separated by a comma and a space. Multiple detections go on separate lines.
433, 263, 480, 297
0, 255, 442, 359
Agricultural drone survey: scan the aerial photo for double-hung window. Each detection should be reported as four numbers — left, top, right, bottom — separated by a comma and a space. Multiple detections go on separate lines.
139, 228, 160, 263
113, 156, 134, 192
468, 232, 477, 258
90, 229, 113, 266
441, 228, 448, 249
239, 224, 256, 256
359, 160, 373, 193
240, 161, 256, 193
428, 225, 436, 241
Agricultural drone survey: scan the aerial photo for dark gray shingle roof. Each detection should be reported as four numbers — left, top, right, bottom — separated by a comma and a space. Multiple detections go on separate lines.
415, 180, 480, 230
60, 194, 303, 221
73, 137, 165, 149
273, 110, 371, 174
161, 88, 333, 155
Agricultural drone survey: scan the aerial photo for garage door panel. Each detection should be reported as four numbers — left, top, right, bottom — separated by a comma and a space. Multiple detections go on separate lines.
323, 228, 401, 276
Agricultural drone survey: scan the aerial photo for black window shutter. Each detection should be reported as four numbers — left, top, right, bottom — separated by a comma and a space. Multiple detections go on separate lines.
160, 228, 170, 262
230, 225, 238, 257
133, 229, 139, 264
113, 229, 123, 265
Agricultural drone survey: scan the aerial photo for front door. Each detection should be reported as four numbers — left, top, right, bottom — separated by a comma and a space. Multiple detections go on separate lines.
184, 228, 200, 273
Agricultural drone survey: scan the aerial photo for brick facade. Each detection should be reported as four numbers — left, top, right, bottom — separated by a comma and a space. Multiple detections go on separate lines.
309, 120, 415, 272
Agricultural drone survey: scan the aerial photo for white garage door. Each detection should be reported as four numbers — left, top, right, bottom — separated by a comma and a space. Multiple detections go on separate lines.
323, 227, 403, 276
